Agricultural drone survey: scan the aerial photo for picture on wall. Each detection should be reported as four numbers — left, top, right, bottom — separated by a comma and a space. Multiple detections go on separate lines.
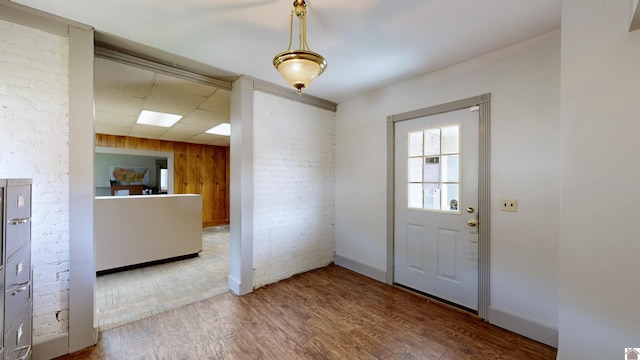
109, 166, 149, 186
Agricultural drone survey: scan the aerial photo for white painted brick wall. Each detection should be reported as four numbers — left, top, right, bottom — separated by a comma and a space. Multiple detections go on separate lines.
253, 91, 336, 288
0, 19, 70, 340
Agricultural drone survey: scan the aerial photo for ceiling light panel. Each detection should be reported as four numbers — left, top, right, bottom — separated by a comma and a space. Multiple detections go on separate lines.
136, 110, 182, 127
206, 123, 230, 136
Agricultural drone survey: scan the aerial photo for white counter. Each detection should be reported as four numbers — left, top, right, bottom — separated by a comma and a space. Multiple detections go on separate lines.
95, 194, 203, 272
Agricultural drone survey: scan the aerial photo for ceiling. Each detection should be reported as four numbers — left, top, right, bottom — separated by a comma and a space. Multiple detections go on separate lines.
95, 58, 231, 146
11, 0, 561, 146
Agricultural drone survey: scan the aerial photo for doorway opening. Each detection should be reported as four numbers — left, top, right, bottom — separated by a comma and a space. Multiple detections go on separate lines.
93, 53, 232, 331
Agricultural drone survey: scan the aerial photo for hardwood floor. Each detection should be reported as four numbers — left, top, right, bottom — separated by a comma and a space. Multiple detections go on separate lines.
55, 265, 556, 359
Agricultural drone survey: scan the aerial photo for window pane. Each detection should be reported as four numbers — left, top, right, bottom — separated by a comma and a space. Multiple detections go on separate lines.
408, 158, 423, 182
408, 131, 423, 157
408, 183, 423, 208
406, 124, 461, 213
160, 169, 168, 192
424, 156, 440, 183
442, 184, 460, 212
423, 183, 441, 210
441, 155, 459, 182
424, 128, 440, 155
441, 125, 459, 154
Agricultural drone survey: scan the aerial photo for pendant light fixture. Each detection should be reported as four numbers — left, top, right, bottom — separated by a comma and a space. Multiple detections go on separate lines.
273, 0, 327, 95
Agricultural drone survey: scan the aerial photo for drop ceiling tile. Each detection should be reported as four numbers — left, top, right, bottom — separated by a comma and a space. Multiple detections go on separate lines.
186, 137, 215, 145
180, 109, 228, 127
189, 132, 229, 144
129, 123, 168, 138
199, 89, 231, 114
95, 111, 137, 127
143, 86, 206, 115
96, 89, 144, 116
167, 122, 209, 136
210, 138, 230, 147
95, 58, 155, 97
153, 73, 217, 97
95, 124, 132, 136
94, 58, 232, 145
159, 132, 193, 142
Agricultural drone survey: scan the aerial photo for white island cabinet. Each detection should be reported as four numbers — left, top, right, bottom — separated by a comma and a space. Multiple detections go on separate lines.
95, 194, 202, 272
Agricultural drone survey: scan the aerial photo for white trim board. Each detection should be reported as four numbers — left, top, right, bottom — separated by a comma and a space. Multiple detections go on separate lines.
33, 333, 69, 360
334, 255, 386, 283
386, 93, 491, 319
489, 307, 558, 348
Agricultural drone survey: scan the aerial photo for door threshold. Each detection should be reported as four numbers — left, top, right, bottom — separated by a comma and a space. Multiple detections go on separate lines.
393, 283, 479, 316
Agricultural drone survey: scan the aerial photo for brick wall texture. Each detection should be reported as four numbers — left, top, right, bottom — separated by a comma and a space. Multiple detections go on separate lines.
253, 91, 336, 288
0, 17, 338, 342
0, 19, 70, 340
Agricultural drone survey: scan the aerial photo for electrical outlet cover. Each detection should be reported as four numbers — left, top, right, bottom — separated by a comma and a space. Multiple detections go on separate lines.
500, 198, 518, 212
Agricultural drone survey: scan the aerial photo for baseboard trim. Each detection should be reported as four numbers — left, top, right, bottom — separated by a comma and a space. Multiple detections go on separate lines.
488, 307, 558, 348
334, 255, 386, 283
33, 332, 69, 360
228, 275, 241, 295
228, 274, 253, 296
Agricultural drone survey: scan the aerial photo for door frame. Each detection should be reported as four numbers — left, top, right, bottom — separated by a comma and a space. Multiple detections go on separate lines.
386, 93, 491, 319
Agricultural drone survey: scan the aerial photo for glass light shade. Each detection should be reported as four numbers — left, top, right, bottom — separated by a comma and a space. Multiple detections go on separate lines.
273, 50, 327, 94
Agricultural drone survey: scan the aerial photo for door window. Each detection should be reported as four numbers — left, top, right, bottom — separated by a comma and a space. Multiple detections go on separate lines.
407, 124, 460, 213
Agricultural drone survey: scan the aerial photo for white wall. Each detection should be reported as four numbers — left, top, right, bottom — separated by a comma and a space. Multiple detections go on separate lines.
253, 91, 336, 288
0, 19, 70, 341
335, 30, 560, 341
558, 1, 640, 358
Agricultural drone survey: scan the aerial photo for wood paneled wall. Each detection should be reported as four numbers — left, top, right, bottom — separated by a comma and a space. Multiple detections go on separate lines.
96, 134, 230, 227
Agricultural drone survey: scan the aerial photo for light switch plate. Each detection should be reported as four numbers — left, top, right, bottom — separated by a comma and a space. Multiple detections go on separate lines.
500, 198, 518, 212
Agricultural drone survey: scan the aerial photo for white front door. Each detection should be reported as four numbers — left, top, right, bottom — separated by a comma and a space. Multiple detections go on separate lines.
394, 107, 479, 311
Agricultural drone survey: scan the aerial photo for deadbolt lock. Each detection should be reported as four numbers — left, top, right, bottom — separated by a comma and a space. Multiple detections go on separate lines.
466, 207, 475, 213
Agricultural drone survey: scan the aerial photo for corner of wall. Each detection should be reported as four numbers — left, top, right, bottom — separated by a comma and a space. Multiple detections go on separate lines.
228, 76, 255, 296
334, 255, 386, 283
489, 307, 558, 348
630, 0, 640, 31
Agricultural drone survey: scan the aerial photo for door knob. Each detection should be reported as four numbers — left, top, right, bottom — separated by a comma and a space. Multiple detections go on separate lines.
467, 219, 477, 227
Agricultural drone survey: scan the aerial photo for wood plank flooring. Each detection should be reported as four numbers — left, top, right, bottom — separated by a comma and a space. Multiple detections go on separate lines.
55, 265, 556, 360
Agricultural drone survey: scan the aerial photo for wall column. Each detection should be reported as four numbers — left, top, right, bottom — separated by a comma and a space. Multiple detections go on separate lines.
228, 76, 254, 295
68, 25, 98, 352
